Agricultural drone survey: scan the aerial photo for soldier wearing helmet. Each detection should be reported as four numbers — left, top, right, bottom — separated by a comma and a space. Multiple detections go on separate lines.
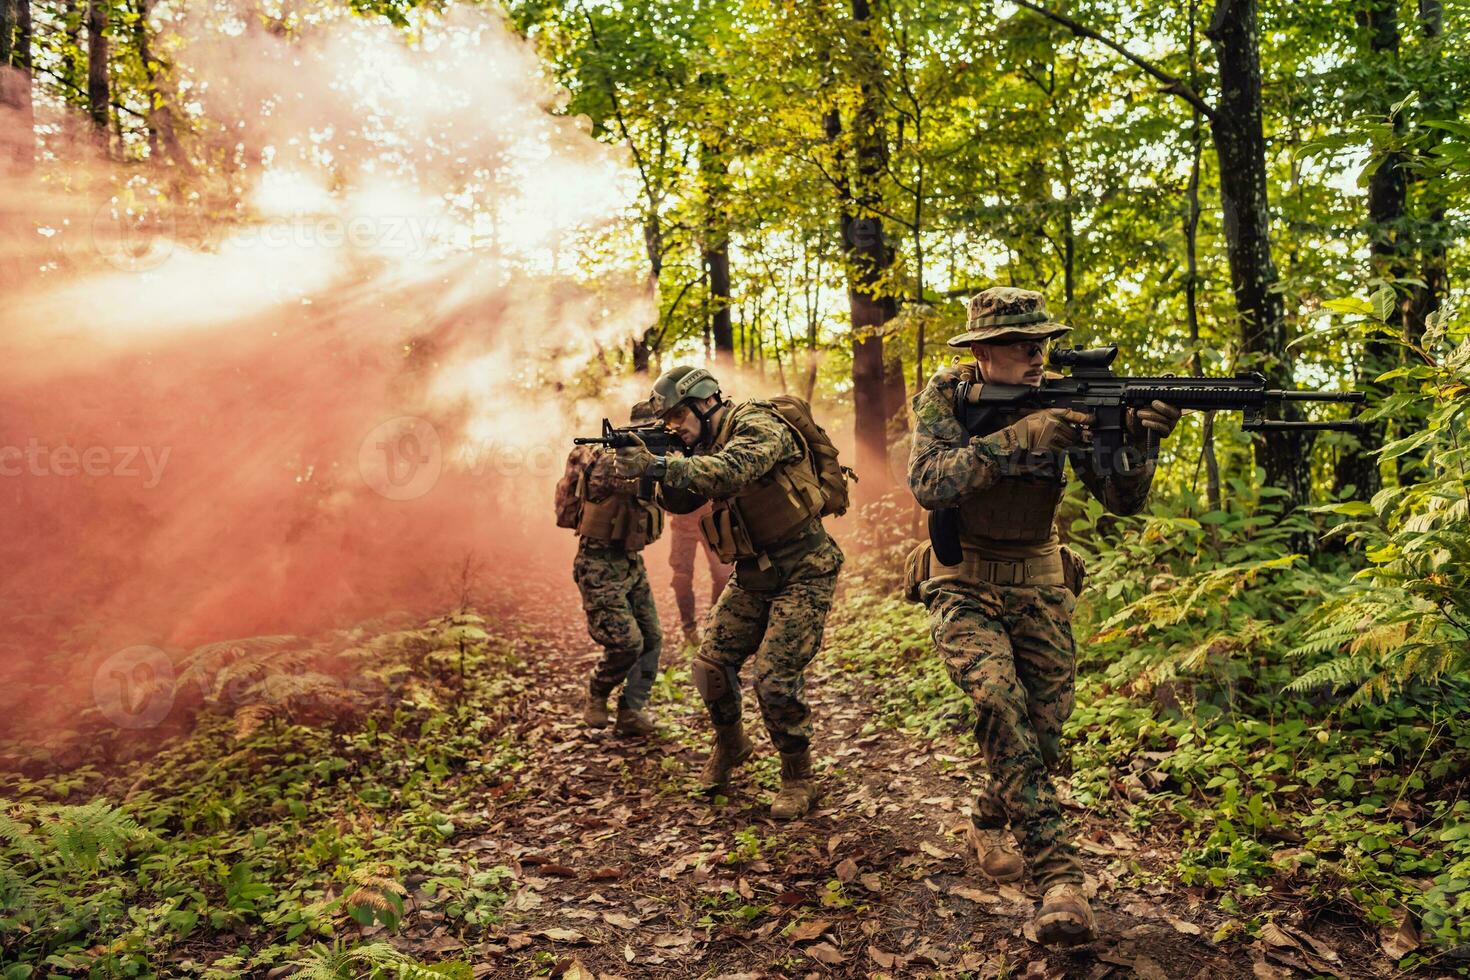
554, 399, 667, 738
613, 366, 843, 821
906, 288, 1181, 945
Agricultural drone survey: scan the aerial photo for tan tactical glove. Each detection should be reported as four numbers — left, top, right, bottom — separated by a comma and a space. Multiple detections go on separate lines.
1127, 400, 1182, 440
990, 408, 1092, 454
612, 435, 655, 480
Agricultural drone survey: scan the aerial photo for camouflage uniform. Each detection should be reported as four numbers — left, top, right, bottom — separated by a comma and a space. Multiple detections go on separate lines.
908, 346, 1156, 892
668, 505, 732, 639
556, 445, 664, 711
661, 405, 843, 756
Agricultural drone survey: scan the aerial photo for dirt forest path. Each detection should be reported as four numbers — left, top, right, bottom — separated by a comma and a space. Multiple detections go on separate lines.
405, 575, 1324, 979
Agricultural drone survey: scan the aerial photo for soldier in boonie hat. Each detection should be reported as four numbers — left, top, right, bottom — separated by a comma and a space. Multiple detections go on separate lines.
947, 286, 1072, 348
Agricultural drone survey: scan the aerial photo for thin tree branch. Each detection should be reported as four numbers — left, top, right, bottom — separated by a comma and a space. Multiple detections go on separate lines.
32, 63, 146, 120
1010, 0, 1217, 121
649, 274, 703, 351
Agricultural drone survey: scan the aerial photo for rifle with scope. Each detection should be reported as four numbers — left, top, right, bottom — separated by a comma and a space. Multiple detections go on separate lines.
927, 345, 1366, 565
955, 345, 1364, 467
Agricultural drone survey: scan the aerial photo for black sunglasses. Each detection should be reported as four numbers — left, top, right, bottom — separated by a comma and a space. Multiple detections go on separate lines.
996, 340, 1050, 358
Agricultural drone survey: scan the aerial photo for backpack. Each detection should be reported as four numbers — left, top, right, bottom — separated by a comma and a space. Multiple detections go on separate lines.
765, 395, 855, 518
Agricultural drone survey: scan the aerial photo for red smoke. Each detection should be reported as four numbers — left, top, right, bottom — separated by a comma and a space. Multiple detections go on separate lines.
0, 4, 653, 741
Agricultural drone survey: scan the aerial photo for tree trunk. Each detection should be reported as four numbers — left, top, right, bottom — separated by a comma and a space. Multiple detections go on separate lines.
0, 0, 34, 172
1206, 0, 1306, 507
1060, 146, 1076, 314
633, 216, 662, 373
86, 0, 110, 153
133, 0, 189, 174
700, 133, 733, 367
1185, 0, 1220, 513
705, 243, 732, 362
60, 0, 80, 145
838, 0, 901, 505
912, 225, 925, 392
1336, 0, 1405, 499
631, 336, 651, 373
1405, 0, 1446, 343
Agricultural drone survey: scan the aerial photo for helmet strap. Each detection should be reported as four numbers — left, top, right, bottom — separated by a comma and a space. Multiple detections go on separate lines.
693, 394, 723, 447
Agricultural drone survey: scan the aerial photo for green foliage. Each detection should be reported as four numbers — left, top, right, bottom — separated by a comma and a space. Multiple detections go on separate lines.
1296, 298, 1470, 701
285, 938, 471, 980
0, 614, 522, 976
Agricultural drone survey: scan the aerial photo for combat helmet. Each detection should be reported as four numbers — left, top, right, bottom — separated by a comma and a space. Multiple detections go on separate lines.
630, 398, 658, 424
947, 287, 1072, 348
651, 366, 723, 445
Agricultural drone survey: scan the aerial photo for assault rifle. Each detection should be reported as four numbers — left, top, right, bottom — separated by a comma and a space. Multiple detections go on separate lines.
573, 419, 689, 499
929, 345, 1365, 565
574, 419, 689, 456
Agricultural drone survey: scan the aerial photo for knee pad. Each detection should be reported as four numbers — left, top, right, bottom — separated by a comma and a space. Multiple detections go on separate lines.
691, 656, 737, 702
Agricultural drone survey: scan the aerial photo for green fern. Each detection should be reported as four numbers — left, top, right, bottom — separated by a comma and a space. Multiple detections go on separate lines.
38, 800, 153, 873
0, 811, 41, 861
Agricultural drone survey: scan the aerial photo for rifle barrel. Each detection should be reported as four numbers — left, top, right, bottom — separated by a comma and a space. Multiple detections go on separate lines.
1270, 390, 1366, 403
1243, 420, 1365, 432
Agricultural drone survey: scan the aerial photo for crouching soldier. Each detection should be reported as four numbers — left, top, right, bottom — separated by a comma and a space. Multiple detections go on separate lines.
555, 400, 667, 737
612, 367, 848, 820
905, 288, 1180, 945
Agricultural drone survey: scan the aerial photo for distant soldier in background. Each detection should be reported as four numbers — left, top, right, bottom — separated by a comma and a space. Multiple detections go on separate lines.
667, 505, 731, 649
555, 400, 666, 737
906, 287, 1180, 945
613, 366, 850, 820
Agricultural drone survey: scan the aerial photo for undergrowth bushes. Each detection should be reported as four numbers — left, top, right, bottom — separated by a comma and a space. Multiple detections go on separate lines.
0, 612, 518, 978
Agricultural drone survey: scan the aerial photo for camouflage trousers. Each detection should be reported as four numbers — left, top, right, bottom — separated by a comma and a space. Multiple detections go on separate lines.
573, 541, 663, 710
695, 524, 843, 755
668, 512, 731, 631
923, 579, 1083, 889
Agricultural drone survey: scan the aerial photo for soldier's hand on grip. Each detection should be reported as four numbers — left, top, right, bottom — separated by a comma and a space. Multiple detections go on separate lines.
1002, 408, 1092, 453
613, 435, 655, 479
1127, 400, 1182, 440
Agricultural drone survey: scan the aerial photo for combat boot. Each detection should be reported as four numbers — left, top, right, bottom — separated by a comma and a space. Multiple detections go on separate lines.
1034, 882, 1097, 946
965, 824, 1025, 883
681, 624, 701, 649
700, 724, 754, 791
770, 750, 818, 820
583, 686, 610, 728
614, 707, 658, 737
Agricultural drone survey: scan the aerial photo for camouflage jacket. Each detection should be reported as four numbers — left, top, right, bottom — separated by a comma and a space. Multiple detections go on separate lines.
907, 364, 1155, 516
660, 403, 804, 502
554, 444, 642, 529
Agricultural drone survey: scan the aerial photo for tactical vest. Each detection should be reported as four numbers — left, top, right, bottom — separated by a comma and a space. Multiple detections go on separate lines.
698, 402, 826, 562
938, 365, 1067, 586
575, 467, 664, 552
